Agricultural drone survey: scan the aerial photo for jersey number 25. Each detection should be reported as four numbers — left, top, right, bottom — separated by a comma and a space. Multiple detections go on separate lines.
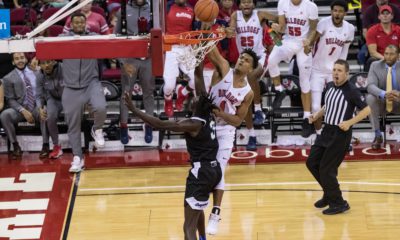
241, 36, 254, 47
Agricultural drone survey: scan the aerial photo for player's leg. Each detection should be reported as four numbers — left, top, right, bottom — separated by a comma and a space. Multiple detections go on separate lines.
177, 62, 195, 111
207, 148, 231, 235
139, 58, 156, 143
268, 41, 298, 108
163, 46, 181, 117
184, 206, 202, 240
47, 98, 64, 158
119, 60, 137, 144
88, 80, 107, 148
296, 50, 314, 138
310, 70, 328, 136
245, 59, 265, 150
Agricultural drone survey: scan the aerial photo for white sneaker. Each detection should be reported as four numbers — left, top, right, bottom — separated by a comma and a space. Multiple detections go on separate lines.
69, 156, 84, 173
91, 127, 105, 148
206, 213, 221, 235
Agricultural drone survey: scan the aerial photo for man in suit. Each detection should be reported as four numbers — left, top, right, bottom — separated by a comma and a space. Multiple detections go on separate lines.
367, 44, 400, 149
0, 52, 49, 159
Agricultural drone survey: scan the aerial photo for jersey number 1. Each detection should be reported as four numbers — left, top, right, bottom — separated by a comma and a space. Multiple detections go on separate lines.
241, 36, 254, 47
328, 47, 336, 56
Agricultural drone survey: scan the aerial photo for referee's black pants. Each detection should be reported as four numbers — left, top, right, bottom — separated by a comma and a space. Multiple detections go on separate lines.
306, 124, 352, 206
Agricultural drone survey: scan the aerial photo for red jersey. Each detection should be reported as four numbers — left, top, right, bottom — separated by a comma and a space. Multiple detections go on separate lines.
166, 4, 194, 35
366, 23, 400, 55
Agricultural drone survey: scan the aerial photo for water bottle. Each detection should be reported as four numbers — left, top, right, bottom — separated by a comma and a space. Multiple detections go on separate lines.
268, 29, 282, 46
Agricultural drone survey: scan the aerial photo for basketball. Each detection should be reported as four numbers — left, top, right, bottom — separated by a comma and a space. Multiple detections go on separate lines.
194, 0, 219, 22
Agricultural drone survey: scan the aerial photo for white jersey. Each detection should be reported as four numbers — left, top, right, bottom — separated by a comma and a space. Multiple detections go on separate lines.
312, 17, 355, 73
210, 69, 252, 128
278, 0, 318, 41
235, 10, 265, 55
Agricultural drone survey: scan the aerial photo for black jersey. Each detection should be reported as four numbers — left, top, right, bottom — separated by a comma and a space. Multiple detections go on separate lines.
185, 116, 218, 162
323, 81, 368, 126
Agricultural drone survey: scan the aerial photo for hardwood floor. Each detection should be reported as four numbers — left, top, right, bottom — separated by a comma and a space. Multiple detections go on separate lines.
67, 161, 400, 239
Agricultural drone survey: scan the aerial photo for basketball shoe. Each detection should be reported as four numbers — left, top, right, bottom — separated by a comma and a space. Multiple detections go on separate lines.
91, 127, 105, 148
49, 145, 63, 159
206, 213, 221, 235
69, 156, 84, 173
175, 84, 188, 111
164, 98, 174, 117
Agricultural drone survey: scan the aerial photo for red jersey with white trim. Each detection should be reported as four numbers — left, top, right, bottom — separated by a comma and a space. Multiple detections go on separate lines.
166, 4, 194, 35
210, 69, 251, 126
312, 17, 355, 73
278, 0, 318, 41
235, 10, 264, 54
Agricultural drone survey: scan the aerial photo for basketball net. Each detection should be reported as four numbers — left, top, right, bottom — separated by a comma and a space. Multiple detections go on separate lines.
165, 30, 225, 71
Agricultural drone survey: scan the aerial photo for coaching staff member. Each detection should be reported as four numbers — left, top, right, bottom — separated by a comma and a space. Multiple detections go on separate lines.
307, 59, 371, 215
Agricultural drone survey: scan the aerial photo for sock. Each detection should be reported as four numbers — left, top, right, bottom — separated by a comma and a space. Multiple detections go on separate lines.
164, 94, 172, 100
43, 143, 49, 148
120, 122, 128, 128
375, 130, 382, 137
303, 111, 311, 119
212, 206, 221, 215
248, 128, 255, 137
181, 86, 189, 96
316, 129, 322, 135
254, 104, 262, 112
275, 84, 283, 92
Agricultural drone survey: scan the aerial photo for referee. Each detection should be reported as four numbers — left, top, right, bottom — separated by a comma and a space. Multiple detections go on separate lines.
307, 59, 371, 215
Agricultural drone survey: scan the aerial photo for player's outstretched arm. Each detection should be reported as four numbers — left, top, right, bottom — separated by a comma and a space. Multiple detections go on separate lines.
226, 11, 237, 38
194, 62, 207, 96
271, 15, 286, 34
213, 90, 254, 127
123, 92, 202, 134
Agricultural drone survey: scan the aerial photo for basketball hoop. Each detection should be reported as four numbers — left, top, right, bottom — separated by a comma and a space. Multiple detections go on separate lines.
164, 30, 225, 71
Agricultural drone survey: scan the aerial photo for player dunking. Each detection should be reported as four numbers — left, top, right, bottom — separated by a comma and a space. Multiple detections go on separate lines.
310, 0, 355, 136
196, 23, 257, 235
227, 0, 277, 150
123, 88, 221, 240
269, 0, 318, 138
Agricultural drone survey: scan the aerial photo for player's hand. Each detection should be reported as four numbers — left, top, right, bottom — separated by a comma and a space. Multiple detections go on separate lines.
123, 91, 136, 112
271, 23, 281, 33
122, 63, 136, 78
308, 113, 317, 124
212, 107, 222, 117
338, 120, 351, 131
225, 27, 236, 38
21, 109, 34, 124
39, 107, 47, 121
303, 39, 312, 55
200, 21, 213, 31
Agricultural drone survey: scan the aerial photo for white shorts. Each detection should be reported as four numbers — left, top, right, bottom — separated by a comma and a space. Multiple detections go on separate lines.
268, 39, 312, 92
310, 69, 332, 92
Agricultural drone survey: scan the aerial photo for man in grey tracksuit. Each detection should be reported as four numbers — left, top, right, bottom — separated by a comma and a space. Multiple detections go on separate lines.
36, 60, 64, 159
61, 12, 107, 173
114, 0, 155, 144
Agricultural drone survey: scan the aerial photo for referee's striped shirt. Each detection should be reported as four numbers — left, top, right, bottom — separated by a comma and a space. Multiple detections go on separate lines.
323, 81, 368, 126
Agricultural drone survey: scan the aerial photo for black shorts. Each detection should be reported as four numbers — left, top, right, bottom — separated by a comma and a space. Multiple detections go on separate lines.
184, 160, 222, 210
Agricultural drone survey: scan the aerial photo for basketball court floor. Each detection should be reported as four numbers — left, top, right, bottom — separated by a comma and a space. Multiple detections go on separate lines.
1, 143, 400, 239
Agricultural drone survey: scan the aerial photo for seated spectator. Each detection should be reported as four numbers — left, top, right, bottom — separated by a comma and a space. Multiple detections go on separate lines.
0, 79, 4, 112
362, 0, 400, 38
362, 0, 400, 14
366, 45, 400, 150
36, 60, 64, 159
107, 0, 121, 13
64, 0, 110, 35
365, 5, 400, 71
0, 53, 49, 159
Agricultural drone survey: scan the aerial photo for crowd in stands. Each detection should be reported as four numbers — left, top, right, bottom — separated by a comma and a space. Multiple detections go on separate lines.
0, 0, 399, 161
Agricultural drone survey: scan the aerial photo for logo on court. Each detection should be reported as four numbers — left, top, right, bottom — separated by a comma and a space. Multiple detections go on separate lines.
0, 9, 10, 38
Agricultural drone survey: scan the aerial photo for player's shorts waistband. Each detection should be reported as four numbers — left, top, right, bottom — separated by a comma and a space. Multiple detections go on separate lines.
192, 160, 219, 167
